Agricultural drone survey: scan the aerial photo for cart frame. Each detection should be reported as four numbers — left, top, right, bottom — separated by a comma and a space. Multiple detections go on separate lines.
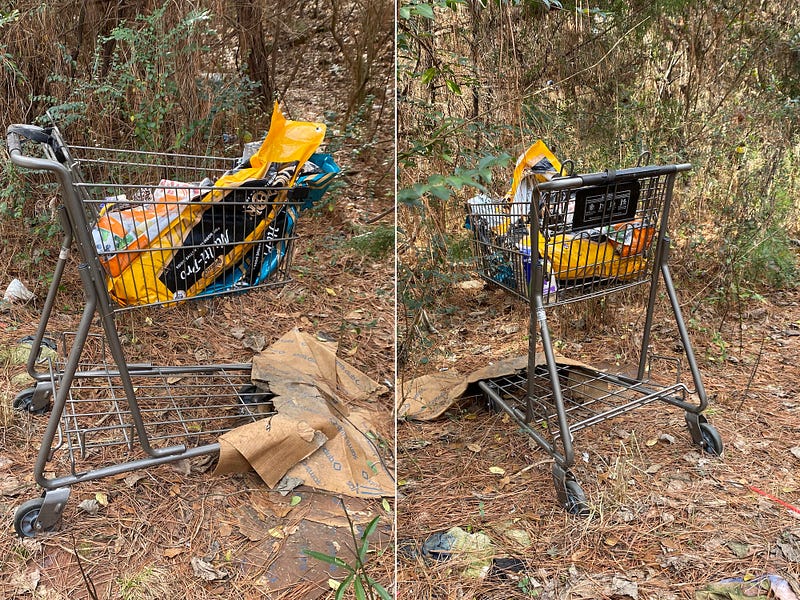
467, 162, 722, 514
7, 124, 307, 536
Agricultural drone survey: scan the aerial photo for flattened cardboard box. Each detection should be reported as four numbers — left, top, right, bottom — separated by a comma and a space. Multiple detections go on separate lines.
214, 328, 392, 498
399, 353, 608, 421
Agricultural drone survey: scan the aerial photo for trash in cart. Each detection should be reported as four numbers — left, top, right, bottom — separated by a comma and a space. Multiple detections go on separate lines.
462, 149, 723, 515
98, 103, 332, 306
466, 140, 656, 300
3, 107, 348, 537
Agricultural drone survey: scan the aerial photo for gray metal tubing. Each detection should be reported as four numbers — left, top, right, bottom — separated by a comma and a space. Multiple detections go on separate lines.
33, 264, 97, 490
8, 128, 185, 460
527, 190, 574, 469
26, 206, 72, 381
638, 174, 680, 379
64, 363, 253, 379
660, 261, 708, 413
42, 442, 221, 491
536, 163, 692, 193
478, 381, 559, 460
34, 266, 186, 491
534, 292, 575, 469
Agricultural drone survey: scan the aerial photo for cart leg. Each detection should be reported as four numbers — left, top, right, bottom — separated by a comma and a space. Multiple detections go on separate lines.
25, 206, 72, 383
661, 258, 709, 413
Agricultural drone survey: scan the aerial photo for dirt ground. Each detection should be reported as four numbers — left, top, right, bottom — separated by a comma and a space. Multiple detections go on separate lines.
0, 56, 394, 600
397, 265, 800, 599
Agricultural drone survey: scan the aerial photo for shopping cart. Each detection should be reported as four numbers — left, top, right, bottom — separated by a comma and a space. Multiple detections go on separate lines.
466, 161, 722, 515
6, 121, 320, 537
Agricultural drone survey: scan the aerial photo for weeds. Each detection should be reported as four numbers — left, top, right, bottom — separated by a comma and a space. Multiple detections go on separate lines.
347, 225, 395, 260
303, 513, 392, 600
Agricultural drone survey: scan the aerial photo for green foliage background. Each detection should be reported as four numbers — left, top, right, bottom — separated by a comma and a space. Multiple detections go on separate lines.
399, 0, 800, 320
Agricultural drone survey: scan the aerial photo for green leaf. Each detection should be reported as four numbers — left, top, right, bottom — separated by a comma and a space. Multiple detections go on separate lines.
302, 549, 355, 573
399, 5, 411, 19
335, 574, 354, 600
445, 79, 462, 95
366, 577, 394, 600
414, 3, 435, 19
397, 187, 421, 203
290, 495, 302, 506
420, 67, 438, 85
429, 185, 451, 200
382, 498, 391, 513
354, 576, 367, 600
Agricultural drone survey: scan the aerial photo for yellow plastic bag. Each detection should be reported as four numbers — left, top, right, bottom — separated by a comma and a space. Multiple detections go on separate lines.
537, 233, 646, 281
106, 103, 326, 307
505, 140, 562, 221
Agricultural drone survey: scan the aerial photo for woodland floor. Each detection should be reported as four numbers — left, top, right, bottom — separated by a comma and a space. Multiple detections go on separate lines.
397, 256, 800, 599
0, 39, 395, 600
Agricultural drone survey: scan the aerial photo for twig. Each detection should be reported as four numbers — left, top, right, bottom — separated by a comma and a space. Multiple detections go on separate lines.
362, 205, 394, 224
71, 532, 99, 600
735, 334, 765, 412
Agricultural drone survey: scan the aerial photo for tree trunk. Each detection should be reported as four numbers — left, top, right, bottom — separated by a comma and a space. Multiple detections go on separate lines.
235, 0, 273, 114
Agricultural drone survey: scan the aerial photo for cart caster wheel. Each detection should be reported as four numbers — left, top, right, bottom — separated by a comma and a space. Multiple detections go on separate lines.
12, 387, 50, 415
564, 480, 590, 516
14, 498, 59, 538
699, 422, 723, 456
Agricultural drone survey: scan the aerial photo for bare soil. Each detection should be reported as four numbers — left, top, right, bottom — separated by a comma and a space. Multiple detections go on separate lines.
397, 269, 800, 599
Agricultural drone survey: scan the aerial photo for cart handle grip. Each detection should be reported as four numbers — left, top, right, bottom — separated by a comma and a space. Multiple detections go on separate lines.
6, 124, 69, 174
536, 162, 693, 192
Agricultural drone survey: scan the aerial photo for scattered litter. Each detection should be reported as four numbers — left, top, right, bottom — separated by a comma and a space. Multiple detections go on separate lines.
695, 574, 800, 600
421, 530, 455, 562
488, 556, 527, 581
190, 557, 228, 582
3, 279, 34, 303
77, 499, 100, 515
457, 280, 484, 291
491, 521, 532, 549
747, 484, 800, 516
215, 328, 393, 499
1, 337, 57, 367
421, 526, 495, 579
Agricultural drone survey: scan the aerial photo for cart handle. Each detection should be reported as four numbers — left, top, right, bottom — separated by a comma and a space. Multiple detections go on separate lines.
536, 162, 693, 192
6, 124, 69, 173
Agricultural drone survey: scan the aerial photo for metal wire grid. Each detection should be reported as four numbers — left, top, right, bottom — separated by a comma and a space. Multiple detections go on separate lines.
55, 143, 301, 311
468, 173, 671, 306
483, 367, 688, 444
37, 332, 270, 476
47, 364, 270, 475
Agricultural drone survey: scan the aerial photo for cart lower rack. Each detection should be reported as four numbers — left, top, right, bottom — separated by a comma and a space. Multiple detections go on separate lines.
466, 162, 722, 514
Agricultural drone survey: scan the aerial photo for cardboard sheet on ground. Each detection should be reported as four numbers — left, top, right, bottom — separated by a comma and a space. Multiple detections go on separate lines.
398, 353, 605, 421
214, 328, 393, 498
257, 515, 392, 599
